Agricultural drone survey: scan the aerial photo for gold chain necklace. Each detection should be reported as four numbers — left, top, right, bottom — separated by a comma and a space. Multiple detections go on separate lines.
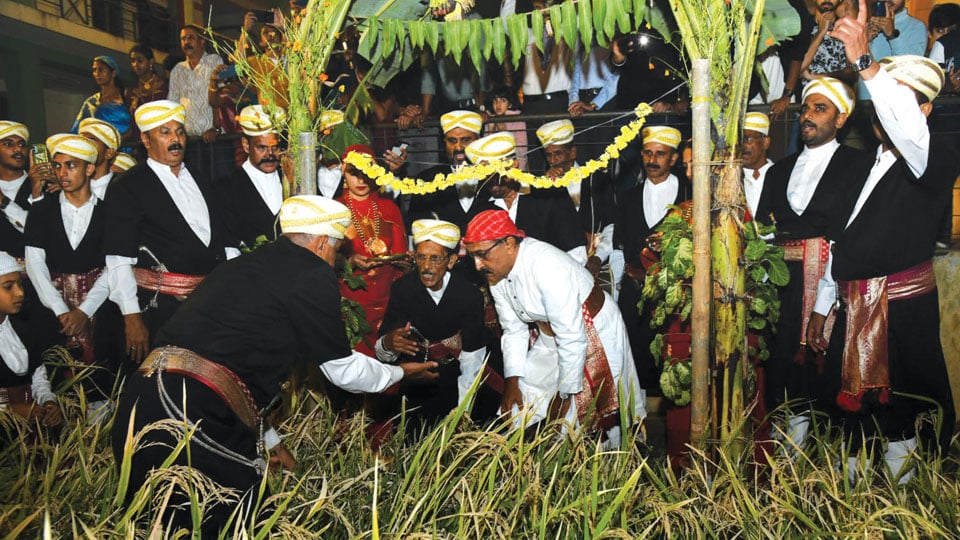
345, 194, 388, 256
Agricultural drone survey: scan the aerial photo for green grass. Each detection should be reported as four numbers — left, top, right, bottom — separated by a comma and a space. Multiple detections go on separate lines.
1, 390, 958, 539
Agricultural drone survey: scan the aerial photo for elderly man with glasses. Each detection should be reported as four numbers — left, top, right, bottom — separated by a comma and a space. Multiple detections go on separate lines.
375, 218, 495, 434
462, 209, 645, 447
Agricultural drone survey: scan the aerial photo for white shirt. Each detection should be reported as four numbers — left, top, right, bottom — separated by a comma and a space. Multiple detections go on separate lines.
147, 158, 211, 246
90, 172, 113, 200
814, 69, 932, 315
168, 53, 223, 136
749, 53, 787, 105
491, 238, 593, 395
0, 317, 56, 407
643, 174, 679, 229
24, 193, 109, 318
1, 173, 29, 233
317, 165, 342, 198
743, 159, 774, 217
521, 30, 574, 96
242, 159, 282, 214
787, 139, 840, 215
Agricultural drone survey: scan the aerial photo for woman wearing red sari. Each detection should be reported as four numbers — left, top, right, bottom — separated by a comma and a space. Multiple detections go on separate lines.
336, 145, 408, 446
337, 145, 408, 356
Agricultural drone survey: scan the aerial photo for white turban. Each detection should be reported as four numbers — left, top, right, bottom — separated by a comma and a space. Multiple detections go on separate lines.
411, 219, 460, 250
113, 152, 136, 171
135, 100, 186, 132
642, 126, 682, 149
46, 134, 98, 164
279, 195, 352, 239
320, 109, 345, 131
536, 119, 575, 147
802, 77, 855, 116
744, 112, 770, 136
0, 121, 29, 142
879, 55, 944, 103
465, 132, 516, 164
0, 251, 23, 276
78, 118, 120, 150
237, 105, 285, 137
440, 110, 483, 135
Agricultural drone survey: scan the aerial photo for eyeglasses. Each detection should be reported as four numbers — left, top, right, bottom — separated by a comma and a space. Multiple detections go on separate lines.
414, 253, 449, 266
743, 133, 768, 143
465, 237, 506, 261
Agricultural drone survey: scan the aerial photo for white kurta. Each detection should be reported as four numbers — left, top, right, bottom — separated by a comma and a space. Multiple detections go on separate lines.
490, 238, 646, 433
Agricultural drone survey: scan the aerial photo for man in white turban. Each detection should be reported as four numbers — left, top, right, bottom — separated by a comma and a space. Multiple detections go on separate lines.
221, 105, 286, 247
0, 121, 48, 259
536, 119, 617, 285
78, 118, 120, 199
406, 110, 486, 234
110, 152, 136, 174
23, 134, 122, 425
112, 195, 439, 535
102, 99, 239, 362
817, 5, 958, 483
741, 112, 774, 218
751, 72, 874, 456
375, 218, 493, 432
612, 125, 692, 397
467, 132, 587, 264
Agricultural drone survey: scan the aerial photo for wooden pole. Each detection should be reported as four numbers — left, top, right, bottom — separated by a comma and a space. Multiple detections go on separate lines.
690, 59, 712, 448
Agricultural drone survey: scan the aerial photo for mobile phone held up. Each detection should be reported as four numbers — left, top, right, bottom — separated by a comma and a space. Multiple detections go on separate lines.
390, 142, 409, 156
872, 1, 887, 17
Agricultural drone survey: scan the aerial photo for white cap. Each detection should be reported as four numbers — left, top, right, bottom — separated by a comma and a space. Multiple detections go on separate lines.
279, 195, 352, 239
0, 251, 23, 276
134, 100, 186, 132
744, 112, 770, 136
113, 152, 136, 171
46, 134, 99, 164
879, 55, 945, 102
237, 105, 285, 137
0, 121, 29, 142
411, 219, 460, 249
440, 110, 483, 135
642, 126, 682, 149
465, 132, 516, 164
536, 119, 575, 146
802, 77, 855, 116
78, 118, 120, 150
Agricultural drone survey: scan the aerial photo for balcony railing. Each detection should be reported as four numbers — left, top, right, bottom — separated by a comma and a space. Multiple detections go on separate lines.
34, 0, 171, 50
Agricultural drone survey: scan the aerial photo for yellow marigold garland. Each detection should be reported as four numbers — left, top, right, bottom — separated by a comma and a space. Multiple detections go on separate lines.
344, 103, 653, 196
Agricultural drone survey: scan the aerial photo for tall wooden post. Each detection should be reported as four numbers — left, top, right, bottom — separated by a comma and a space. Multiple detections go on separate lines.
690, 59, 712, 448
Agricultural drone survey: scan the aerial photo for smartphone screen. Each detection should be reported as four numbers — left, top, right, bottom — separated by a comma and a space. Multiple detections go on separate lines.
872, 1, 887, 17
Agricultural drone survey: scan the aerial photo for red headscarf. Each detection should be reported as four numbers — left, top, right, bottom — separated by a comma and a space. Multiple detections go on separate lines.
463, 210, 526, 243
341, 144, 375, 162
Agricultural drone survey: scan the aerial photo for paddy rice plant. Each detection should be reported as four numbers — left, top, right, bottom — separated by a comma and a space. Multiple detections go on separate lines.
1, 387, 957, 538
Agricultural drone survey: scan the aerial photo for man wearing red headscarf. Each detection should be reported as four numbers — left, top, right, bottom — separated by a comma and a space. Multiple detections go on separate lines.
463, 209, 645, 446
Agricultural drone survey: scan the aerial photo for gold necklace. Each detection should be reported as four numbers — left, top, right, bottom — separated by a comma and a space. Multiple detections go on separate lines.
345, 194, 387, 256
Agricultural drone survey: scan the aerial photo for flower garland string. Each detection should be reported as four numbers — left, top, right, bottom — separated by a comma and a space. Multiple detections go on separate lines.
344, 103, 653, 196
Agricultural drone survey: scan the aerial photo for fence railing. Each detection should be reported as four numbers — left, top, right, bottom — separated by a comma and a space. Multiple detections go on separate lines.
34, 0, 171, 50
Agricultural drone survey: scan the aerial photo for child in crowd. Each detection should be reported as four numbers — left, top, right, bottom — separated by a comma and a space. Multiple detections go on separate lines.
485, 88, 529, 172
0, 252, 61, 440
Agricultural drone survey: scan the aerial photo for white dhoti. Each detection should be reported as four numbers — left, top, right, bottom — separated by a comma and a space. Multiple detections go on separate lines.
510, 291, 647, 440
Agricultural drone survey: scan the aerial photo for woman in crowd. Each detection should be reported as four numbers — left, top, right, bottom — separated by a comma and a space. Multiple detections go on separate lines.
70, 56, 132, 146
125, 45, 168, 120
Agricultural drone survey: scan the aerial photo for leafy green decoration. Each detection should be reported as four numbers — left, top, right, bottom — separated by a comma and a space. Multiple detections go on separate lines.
531, 9, 545, 54
507, 14, 529, 68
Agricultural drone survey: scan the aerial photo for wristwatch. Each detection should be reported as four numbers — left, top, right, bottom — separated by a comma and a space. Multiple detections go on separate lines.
852, 53, 873, 72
